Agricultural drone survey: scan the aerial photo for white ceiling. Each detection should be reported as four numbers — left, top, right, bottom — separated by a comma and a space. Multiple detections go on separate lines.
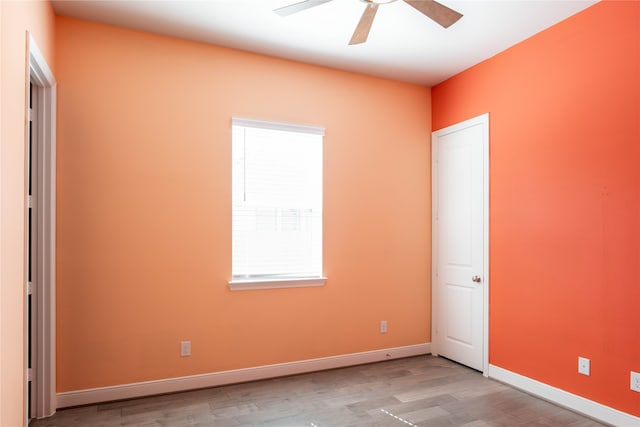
51, 0, 598, 86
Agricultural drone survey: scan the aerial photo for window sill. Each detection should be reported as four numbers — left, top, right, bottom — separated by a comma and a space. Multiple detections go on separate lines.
228, 276, 327, 291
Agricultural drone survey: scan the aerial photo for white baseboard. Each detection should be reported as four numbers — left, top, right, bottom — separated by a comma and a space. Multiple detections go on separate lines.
57, 343, 431, 409
488, 364, 640, 427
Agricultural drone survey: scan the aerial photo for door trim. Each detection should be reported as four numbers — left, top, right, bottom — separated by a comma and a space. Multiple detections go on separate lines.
26, 32, 57, 419
431, 113, 489, 375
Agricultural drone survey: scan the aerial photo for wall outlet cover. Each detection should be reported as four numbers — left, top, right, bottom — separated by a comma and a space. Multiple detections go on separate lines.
380, 320, 388, 333
631, 371, 640, 392
578, 357, 590, 376
181, 340, 191, 357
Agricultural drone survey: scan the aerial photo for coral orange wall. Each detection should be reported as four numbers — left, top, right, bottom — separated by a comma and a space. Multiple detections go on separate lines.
0, 1, 56, 424
54, 17, 431, 393
433, 1, 640, 416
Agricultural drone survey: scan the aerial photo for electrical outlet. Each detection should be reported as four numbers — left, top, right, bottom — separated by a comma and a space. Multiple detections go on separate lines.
379, 320, 388, 334
578, 357, 590, 376
631, 371, 640, 393
180, 340, 191, 357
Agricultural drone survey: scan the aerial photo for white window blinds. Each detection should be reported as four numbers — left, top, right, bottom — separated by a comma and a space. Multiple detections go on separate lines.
232, 118, 324, 280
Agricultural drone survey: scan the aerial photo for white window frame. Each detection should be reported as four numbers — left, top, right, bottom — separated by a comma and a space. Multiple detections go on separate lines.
228, 117, 327, 291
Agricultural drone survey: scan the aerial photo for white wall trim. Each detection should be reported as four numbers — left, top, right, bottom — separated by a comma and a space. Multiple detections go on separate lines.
57, 343, 431, 408
27, 32, 57, 420
228, 276, 327, 291
488, 364, 640, 427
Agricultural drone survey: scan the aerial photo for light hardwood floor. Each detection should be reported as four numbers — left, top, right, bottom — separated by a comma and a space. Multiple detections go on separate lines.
30, 356, 608, 426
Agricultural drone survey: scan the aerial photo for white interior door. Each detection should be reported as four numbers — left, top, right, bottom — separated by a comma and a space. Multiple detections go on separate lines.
432, 113, 488, 372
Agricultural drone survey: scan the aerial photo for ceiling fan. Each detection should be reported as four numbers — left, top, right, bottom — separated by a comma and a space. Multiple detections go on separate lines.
274, 0, 463, 45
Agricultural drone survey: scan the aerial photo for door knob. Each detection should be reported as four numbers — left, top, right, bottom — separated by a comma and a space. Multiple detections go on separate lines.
472, 275, 482, 283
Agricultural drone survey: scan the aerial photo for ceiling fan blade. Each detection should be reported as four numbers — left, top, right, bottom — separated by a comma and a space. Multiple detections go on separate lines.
349, 3, 379, 45
274, 0, 335, 17
403, 0, 463, 28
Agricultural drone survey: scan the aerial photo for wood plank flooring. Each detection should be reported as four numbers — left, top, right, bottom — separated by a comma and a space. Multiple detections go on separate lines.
30, 356, 608, 427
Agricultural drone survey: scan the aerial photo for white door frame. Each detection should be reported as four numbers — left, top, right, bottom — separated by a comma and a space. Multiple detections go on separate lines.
26, 32, 57, 419
431, 113, 489, 375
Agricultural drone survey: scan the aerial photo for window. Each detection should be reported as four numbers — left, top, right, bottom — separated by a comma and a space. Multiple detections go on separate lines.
229, 118, 326, 290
